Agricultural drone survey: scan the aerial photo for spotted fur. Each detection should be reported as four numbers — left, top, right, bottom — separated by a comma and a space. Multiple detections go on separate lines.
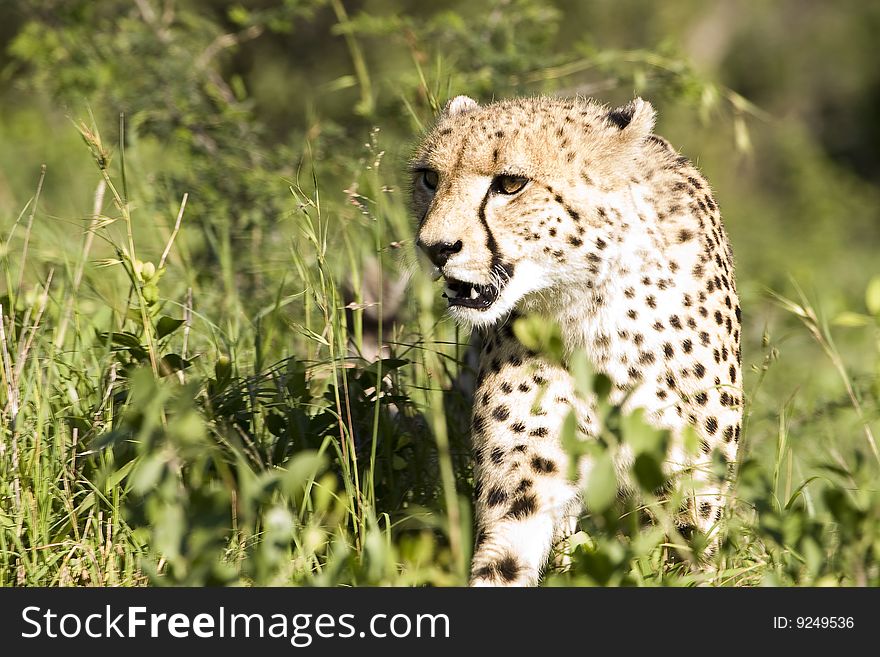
412, 96, 742, 586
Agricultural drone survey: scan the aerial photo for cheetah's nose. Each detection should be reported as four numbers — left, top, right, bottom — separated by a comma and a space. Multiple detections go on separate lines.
418, 239, 463, 268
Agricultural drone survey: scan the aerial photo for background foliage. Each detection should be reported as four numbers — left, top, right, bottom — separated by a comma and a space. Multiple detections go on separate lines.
0, 0, 878, 586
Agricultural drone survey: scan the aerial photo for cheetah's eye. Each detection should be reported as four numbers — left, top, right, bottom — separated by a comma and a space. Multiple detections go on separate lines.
420, 170, 439, 191
493, 174, 529, 195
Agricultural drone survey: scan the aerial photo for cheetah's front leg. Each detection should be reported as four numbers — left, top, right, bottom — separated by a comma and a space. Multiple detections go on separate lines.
469, 330, 588, 586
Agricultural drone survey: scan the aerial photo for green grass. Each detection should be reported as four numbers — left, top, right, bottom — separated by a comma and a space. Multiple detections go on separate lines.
0, 112, 474, 586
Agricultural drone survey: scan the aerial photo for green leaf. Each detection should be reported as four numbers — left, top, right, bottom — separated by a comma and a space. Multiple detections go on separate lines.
142, 282, 159, 305
97, 331, 149, 361
513, 314, 564, 363
592, 373, 612, 400
130, 454, 165, 494
802, 537, 823, 579
621, 408, 667, 456
89, 428, 131, 453
156, 316, 185, 339
866, 275, 880, 316
631, 525, 666, 557
682, 424, 701, 455
266, 412, 287, 437
152, 502, 185, 564
322, 74, 358, 93
0, 510, 14, 528
214, 356, 232, 388
285, 358, 308, 400
360, 358, 409, 378
733, 114, 752, 154
784, 476, 823, 510
710, 449, 729, 482
570, 351, 593, 398
228, 5, 251, 25
633, 453, 666, 492
280, 450, 328, 497
159, 353, 192, 376
168, 410, 207, 445
560, 411, 588, 480
584, 451, 617, 513
822, 488, 860, 531
99, 331, 143, 350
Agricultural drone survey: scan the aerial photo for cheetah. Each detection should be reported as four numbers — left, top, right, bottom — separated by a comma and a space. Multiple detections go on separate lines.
411, 95, 742, 586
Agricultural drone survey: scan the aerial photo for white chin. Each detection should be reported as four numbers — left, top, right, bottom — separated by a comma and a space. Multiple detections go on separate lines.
448, 299, 513, 329
447, 264, 547, 329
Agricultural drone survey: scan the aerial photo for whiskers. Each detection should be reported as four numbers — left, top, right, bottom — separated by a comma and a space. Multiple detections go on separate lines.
489, 262, 512, 297
394, 242, 422, 284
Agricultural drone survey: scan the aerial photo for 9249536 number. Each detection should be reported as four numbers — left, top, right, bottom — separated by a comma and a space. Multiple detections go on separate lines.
797, 617, 854, 629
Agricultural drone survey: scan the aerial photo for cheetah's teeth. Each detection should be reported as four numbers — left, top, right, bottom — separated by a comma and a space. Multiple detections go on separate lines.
445, 285, 458, 298
470, 286, 479, 299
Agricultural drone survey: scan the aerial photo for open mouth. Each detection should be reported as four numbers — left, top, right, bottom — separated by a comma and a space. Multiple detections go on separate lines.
442, 278, 501, 310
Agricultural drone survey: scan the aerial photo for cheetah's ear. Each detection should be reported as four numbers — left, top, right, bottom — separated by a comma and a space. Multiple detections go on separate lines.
606, 97, 656, 137
442, 95, 480, 118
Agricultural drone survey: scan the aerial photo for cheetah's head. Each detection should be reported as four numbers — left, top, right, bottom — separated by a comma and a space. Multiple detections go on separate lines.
411, 94, 657, 328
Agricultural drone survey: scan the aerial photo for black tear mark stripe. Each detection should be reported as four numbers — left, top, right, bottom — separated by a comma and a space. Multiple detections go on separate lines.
478, 184, 515, 279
